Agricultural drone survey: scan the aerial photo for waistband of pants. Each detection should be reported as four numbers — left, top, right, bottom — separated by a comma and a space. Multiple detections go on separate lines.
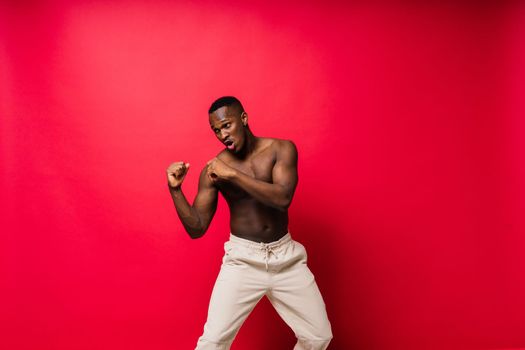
228, 232, 292, 250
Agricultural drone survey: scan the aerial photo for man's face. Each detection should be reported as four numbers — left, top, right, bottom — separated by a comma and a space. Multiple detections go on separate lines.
209, 106, 246, 153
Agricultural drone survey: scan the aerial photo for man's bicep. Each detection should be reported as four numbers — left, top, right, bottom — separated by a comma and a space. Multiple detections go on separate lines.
193, 167, 218, 229
272, 140, 298, 193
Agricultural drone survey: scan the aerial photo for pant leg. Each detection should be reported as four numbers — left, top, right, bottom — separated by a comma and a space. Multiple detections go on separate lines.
267, 241, 333, 350
195, 242, 267, 350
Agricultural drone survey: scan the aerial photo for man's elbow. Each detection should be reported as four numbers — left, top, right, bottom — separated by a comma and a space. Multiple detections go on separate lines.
186, 226, 206, 239
276, 196, 292, 211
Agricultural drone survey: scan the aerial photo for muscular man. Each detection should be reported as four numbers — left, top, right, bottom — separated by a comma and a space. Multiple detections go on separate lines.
166, 96, 332, 350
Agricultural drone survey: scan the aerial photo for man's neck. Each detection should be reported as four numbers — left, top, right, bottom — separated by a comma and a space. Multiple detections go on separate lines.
237, 130, 258, 159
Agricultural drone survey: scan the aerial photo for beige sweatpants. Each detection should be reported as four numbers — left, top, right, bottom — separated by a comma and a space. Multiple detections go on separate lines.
195, 232, 333, 350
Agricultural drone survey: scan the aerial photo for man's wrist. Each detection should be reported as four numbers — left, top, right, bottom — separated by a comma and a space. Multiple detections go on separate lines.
169, 184, 182, 193
226, 168, 238, 181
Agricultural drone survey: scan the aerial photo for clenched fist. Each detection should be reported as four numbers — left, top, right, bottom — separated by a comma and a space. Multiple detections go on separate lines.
206, 157, 236, 182
167, 162, 190, 189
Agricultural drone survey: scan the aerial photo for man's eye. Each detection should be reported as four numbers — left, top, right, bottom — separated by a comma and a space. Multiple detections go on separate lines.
225, 123, 231, 128
213, 129, 219, 133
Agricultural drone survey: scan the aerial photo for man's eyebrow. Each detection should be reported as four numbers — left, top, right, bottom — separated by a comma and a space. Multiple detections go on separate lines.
211, 120, 231, 129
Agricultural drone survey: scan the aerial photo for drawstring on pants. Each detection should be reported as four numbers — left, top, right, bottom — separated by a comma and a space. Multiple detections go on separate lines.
227, 232, 292, 272
260, 243, 275, 271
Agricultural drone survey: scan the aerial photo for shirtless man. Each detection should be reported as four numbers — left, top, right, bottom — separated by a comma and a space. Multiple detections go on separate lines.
166, 96, 332, 350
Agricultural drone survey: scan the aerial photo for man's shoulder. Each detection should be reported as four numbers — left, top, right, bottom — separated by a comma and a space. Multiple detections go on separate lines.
263, 137, 296, 150
263, 138, 297, 162
268, 137, 297, 153
214, 149, 234, 165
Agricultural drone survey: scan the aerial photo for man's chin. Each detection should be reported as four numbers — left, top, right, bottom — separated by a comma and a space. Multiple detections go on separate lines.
226, 143, 241, 153
228, 146, 242, 154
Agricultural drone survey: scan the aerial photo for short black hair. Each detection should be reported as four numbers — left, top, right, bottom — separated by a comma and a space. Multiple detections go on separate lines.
208, 96, 244, 115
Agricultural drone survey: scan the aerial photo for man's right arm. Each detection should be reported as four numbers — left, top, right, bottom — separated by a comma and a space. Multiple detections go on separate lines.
167, 164, 218, 238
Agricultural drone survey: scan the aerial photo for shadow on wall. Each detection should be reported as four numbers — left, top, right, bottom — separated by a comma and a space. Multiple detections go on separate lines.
291, 212, 365, 350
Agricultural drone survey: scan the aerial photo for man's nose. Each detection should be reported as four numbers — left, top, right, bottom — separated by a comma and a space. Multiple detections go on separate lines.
220, 130, 229, 140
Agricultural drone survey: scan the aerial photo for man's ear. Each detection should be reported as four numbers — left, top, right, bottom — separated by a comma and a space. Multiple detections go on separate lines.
241, 112, 248, 126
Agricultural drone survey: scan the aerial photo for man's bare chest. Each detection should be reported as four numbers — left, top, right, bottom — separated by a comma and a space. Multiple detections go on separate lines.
218, 149, 276, 197
231, 155, 275, 182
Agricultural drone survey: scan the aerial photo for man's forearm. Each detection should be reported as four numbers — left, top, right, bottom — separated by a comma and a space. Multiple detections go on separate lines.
228, 170, 292, 211
169, 186, 204, 237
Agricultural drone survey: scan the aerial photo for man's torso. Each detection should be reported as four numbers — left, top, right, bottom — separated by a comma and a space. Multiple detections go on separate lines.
215, 137, 289, 243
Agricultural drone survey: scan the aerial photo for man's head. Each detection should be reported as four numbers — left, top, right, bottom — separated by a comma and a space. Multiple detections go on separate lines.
208, 96, 249, 154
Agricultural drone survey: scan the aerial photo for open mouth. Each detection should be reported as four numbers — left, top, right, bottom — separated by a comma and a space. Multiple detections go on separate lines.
224, 140, 235, 150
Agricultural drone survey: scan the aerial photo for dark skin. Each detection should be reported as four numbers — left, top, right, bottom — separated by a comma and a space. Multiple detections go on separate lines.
166, 105, 298, 243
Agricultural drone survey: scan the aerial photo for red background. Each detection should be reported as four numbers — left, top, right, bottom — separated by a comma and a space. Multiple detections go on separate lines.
1, 1, 525, 349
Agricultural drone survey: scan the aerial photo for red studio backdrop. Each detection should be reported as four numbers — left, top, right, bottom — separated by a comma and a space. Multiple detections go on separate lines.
1, 1, 525, 349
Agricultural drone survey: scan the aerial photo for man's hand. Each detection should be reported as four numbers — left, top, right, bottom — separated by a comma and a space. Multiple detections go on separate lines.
167, 162, 190, 189
206, 158, 236, 182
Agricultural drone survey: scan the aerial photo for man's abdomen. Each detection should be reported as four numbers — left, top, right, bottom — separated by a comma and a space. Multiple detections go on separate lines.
228, 201, 288, 243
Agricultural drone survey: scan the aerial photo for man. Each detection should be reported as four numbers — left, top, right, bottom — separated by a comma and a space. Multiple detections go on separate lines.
166, 96, 332, 350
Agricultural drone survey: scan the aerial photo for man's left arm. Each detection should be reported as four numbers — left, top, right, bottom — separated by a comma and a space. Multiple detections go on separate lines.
208, 140, 298, 211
